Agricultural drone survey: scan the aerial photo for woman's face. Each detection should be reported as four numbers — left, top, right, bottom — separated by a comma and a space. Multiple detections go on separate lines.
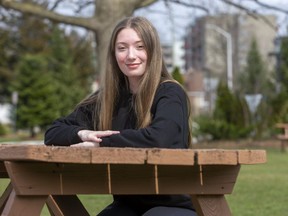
115, 28, 147, 92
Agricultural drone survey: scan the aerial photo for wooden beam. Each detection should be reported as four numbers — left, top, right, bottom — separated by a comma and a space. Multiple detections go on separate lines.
46, 195, 89, 216
2, 189, 47, 216
191, 195, 232, 216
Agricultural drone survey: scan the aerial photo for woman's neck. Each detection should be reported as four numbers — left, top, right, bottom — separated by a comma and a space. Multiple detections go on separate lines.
128, 77, 140, 94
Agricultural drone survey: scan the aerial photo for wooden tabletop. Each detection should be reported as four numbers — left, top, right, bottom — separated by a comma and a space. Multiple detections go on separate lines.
0, 144, 266, 165
0, 144, 267, 216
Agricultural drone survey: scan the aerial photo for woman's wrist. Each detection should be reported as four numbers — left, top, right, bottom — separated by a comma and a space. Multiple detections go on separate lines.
77, 130, 88, 141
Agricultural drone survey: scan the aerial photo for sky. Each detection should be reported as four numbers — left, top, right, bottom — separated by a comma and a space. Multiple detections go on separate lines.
134, 0, 288, 43
56, 0, 288, 43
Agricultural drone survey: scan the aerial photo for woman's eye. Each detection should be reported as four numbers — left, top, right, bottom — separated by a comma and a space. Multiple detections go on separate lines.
137, 45, 144, 49
117, 46, 126, 51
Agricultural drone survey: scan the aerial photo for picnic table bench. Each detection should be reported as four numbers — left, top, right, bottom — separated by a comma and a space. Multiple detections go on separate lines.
0, 144, 266, 216
275, 123, 288, 152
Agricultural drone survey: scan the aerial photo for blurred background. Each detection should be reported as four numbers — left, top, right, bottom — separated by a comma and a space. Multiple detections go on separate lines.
1, 0, 288, 143
0, 1, 288, 215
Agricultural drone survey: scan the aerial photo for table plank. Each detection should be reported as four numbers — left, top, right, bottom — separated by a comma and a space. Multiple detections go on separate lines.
238, 150, 267, 164
91, 147, 147, 164
147, 148, 195, 165
196, 150, 238, 165
0, 145, 92, 163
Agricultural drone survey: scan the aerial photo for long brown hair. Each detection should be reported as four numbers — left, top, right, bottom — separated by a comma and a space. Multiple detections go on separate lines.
79, 16, 192, 146
99, 16, 174, 129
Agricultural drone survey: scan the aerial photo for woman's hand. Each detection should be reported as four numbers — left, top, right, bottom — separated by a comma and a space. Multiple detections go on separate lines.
77, 130, 120, 143
71, 130, 120, 148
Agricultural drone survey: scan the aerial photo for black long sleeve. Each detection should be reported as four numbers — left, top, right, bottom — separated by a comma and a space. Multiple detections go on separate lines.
45, 82, 189, 149
101, 82, 189, 149
44, 105, 94, 146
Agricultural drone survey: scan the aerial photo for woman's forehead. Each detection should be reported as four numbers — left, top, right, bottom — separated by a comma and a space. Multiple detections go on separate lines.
116, 28, 142, 44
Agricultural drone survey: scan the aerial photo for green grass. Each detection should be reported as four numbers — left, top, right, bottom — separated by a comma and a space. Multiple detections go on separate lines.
0, 149, 286, 215
38, 195, 113, 215
227, 149, 288, 216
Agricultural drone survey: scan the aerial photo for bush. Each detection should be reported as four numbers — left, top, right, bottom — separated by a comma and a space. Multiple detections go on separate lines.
193, 115, 252, 140
193, 81, 253, 141
0, 124, 7, 136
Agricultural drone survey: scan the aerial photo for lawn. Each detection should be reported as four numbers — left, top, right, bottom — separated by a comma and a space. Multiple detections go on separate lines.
0, 148, 286, 215
227, 148, 288, 216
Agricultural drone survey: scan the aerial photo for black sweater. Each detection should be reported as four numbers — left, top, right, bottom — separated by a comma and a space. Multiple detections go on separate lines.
44, 82, 194, 211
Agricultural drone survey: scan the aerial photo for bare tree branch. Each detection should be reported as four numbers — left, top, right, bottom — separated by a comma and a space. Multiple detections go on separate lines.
0, 0, 100, 30
221, 0, 258, 18
74, 1, 94, 14
49, 0, 62, 11
168, 0, 209, 14
221, 0, 278, 31
136, 0, 158, 9
250, 0, 288, 14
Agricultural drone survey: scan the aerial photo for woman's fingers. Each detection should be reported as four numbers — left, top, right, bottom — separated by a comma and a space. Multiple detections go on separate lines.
71, 141, 100, 147
78, 130, 120, 142
96, 130, 120, 137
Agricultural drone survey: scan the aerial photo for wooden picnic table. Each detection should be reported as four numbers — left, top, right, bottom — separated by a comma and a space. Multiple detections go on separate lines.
276, 123, 288, 152
0, 144, 266, 216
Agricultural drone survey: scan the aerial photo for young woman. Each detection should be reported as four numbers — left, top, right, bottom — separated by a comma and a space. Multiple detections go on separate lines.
45, 16, 197, 216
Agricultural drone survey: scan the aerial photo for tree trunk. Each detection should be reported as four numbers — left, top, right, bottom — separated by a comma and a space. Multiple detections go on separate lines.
0, 0, 157, 78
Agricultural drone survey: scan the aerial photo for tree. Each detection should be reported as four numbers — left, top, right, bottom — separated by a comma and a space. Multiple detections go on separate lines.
0, 29, 14, 102
1, 0, 285, 79
239, 38, 267, 94
268, 37, 288, 124
47, 26, 87, 116
14, 54, 59, 137
0, 7, 54, 103
1, 6, 95, 114
171, 66, 184, 85
0, 9, 19, 103
68, 30, 97, 91
278, 37, 288, 91
238, 38, 277, 137
214, 81, 247, 127
193, 80, 251, 140
17, 14, 52, 55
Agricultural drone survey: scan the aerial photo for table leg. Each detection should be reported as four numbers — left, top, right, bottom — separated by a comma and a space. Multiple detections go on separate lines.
2, 189, 47, 216
46, 195, 90, 216
0, 182, 12, 213
191, 195, 232, 216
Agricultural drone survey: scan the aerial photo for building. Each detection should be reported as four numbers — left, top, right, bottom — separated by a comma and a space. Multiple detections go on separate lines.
184, 69, 206, 116
162, 43, 173, 72
162, 40, 186, 73
184, 13, 277, 87
183, 13, 277, 115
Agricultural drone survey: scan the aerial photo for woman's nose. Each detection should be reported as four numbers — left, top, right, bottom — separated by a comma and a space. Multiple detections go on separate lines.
127, 48, 136, 59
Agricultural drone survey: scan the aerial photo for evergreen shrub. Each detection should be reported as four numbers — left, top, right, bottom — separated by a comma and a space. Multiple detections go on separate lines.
0, 124, 7, 136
